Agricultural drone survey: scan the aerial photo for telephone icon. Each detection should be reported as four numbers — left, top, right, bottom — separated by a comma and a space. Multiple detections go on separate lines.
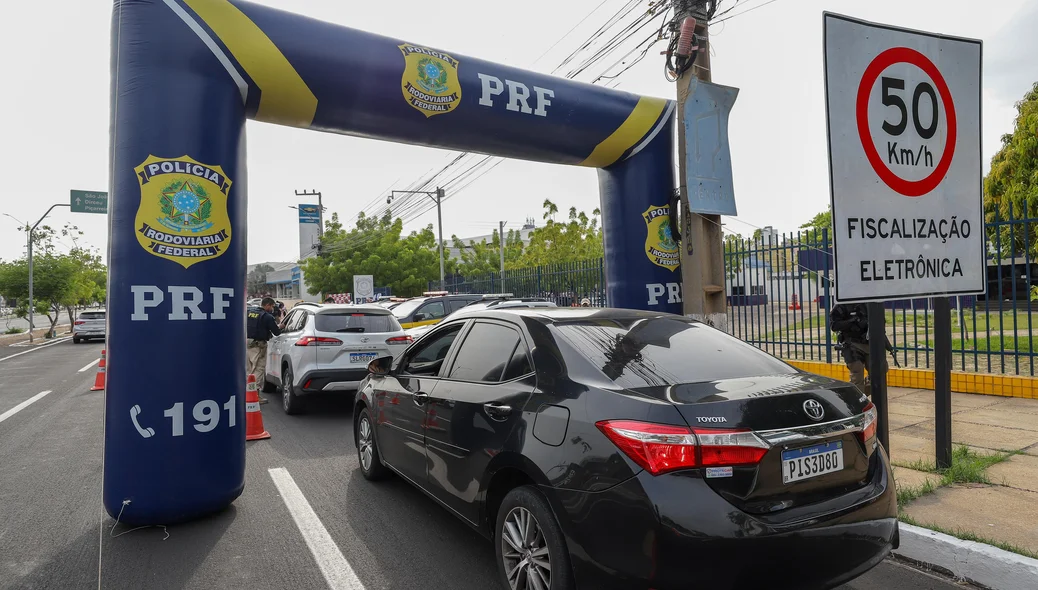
130, 404, 155, 438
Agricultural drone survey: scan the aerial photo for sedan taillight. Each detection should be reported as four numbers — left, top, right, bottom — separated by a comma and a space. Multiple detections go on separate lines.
294, 336, 342, 347
595, 420, 769, 476
859, 402, 878, 444
386, 335, 413, 345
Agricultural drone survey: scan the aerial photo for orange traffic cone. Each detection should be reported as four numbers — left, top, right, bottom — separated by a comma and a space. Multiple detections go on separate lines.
90, 350, 107, 391
245, 374, 271, 441
788, 293, 802, 311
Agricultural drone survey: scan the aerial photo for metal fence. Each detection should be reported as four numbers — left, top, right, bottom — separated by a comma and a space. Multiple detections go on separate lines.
435, 259, 606, 308
434, 206, 1037, 376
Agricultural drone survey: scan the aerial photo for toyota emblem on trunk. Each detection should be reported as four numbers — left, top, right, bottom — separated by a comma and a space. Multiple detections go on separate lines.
803, 399, 825, 421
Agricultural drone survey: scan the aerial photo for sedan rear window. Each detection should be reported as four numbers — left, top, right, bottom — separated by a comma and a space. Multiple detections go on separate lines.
555, 318, 797, 388
315, 312, 400, 334
79, 312, 105, 320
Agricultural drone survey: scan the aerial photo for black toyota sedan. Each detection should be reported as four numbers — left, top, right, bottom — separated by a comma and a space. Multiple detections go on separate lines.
353, 308, 897, 590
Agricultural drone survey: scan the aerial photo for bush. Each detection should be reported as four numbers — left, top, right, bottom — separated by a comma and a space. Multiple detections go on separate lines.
4, 327, 24, 335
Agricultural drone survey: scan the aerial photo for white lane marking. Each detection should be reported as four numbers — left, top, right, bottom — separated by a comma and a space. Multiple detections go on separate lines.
268, 467, 366, 590
0, 391, 53, 424
0, 337, 73, 362
78, 358, 101, 373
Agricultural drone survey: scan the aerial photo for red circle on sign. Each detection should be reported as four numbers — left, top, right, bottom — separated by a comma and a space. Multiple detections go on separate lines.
855, 47, 957, 197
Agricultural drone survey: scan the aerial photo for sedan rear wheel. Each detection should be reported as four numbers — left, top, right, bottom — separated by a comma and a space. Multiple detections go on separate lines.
356, 408, 390, 481
496, 486, 573, 590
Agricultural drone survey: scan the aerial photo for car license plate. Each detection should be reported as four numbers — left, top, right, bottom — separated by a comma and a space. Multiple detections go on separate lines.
350, 352, 378, 364
781, 441, 844, 484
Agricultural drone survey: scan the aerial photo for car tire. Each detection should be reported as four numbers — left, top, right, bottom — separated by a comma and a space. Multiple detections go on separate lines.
495, 486, 574, 590
281, 365, 304, 415
355, 406, 390, 481
261, 378, 277, 394
73, 337, 81, 344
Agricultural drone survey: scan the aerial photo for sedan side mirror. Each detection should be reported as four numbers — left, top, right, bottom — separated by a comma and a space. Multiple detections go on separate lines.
368, 355, 394, 376
413, 313, 426, 322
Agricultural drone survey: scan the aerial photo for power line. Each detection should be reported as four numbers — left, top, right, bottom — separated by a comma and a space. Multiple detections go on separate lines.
712, 0, 781, 24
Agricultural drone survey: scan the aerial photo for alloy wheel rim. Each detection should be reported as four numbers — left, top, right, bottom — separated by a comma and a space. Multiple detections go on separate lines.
501, 506, 551, 590
283, 370, 292, 411
358, 416, 373, 471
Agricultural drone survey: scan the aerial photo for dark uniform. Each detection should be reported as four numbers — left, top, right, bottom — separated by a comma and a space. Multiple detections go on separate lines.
830, 303, 888, 396
246, 302, 282, 390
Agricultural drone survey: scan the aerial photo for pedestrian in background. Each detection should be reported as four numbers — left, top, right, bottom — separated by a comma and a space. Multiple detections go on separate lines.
830, 303, 888, 397
246, 297, 283, 403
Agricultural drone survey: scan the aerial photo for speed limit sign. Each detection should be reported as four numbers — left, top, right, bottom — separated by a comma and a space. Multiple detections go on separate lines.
824, 13, 984, 303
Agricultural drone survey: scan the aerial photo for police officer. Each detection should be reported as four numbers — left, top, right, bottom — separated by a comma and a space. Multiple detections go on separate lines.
830, 303, 888, 397
247, 297, 283, 402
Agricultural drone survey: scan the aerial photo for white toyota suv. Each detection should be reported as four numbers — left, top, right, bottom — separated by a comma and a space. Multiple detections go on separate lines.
264, 303, 411, 414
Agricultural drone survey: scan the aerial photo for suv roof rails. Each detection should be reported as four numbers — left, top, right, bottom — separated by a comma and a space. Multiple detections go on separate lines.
480, 293, 515, 300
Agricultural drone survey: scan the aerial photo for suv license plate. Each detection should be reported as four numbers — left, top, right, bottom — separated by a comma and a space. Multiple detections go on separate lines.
350, 352, 379, 364
781, 441, 844, 484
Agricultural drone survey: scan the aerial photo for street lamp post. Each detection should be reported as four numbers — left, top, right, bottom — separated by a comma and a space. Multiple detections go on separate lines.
5, 204, 71, 343
387, 188, 445, 291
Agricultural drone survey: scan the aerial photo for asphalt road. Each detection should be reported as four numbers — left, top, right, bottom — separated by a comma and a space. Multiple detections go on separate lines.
0, 339, 978, 590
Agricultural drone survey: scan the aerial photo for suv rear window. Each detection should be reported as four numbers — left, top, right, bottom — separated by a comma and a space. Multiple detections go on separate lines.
79, 312, 105, 320
315, 312, 400, 334
555, 317, 797, 388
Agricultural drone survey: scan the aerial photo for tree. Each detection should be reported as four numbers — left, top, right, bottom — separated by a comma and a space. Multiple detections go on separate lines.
0, 223, 106, 338
799, 208, 833, 244
451, 229, 524, 278
247, 264, 275, 297
300, 212, 455, 298
984, 81, 1038, 258
513, 199, 603, 267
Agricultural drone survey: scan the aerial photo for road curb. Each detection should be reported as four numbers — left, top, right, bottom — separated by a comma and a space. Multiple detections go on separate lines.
894, 523, 1038, 589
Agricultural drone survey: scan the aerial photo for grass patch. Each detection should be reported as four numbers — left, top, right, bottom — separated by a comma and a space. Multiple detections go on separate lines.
953, 335, 1035, 354
897, 513, 1038, 560
4, 327, 24, 335
896, 478, 938, 509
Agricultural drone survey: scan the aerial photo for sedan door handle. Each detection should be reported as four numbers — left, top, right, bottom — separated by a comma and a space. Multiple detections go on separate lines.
413, 392, 429, 405
484, 403, 512, 418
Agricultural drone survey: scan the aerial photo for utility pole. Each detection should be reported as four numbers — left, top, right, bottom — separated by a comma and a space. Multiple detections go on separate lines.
674, 0, 727, 330
499, 221, 506, 293
387, 187, 446, 291
21, 204, 70, 343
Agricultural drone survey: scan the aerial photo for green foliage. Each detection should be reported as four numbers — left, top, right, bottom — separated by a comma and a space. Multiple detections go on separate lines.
5, 327, 24, 335
0, 224, 106, 337
984, 81, 1038, 257
512, 199, 603, 268
451, 228, 524, 278
300, 211, 456, 298
799, 209, 832, 235
247, 263, 276, 297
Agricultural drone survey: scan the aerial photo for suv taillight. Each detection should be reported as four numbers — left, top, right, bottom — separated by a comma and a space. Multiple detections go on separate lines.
74, 320, 85, 325
294, 336, 342, 347
386, 335, 413, 345
595, 420, 769, 476
859, 402, 878, 444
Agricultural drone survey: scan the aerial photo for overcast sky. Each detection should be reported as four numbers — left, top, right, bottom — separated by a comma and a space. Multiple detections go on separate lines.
2, 0, 1034, 265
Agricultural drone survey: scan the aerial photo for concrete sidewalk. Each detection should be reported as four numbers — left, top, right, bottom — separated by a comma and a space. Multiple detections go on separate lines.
886, 387, 1038, 559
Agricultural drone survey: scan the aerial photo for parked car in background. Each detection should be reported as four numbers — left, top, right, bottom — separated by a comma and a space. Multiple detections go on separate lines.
264, 303, 411, 414
73, 310, 106, 343
354, 307, 895, 590
391, 292, 484, 329
405, 297, 556, 339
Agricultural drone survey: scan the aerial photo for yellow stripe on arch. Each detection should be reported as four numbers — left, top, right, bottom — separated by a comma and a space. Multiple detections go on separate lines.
580, 96, 668, 168
185, 0, 318, 128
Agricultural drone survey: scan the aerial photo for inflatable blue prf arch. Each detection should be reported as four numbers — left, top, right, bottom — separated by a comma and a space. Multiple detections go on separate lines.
107, 0, 683, 524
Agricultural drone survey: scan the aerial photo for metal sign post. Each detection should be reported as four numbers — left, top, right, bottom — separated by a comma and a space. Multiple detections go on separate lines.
824, 13, 983, 466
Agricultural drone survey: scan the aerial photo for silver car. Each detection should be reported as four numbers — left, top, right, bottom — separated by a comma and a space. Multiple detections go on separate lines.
73, 310, 106, 343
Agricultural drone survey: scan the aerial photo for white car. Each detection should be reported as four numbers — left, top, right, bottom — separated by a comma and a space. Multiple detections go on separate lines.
264, 303, 412, 414
73, 310, 106, 343
406, 298, 558, 340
